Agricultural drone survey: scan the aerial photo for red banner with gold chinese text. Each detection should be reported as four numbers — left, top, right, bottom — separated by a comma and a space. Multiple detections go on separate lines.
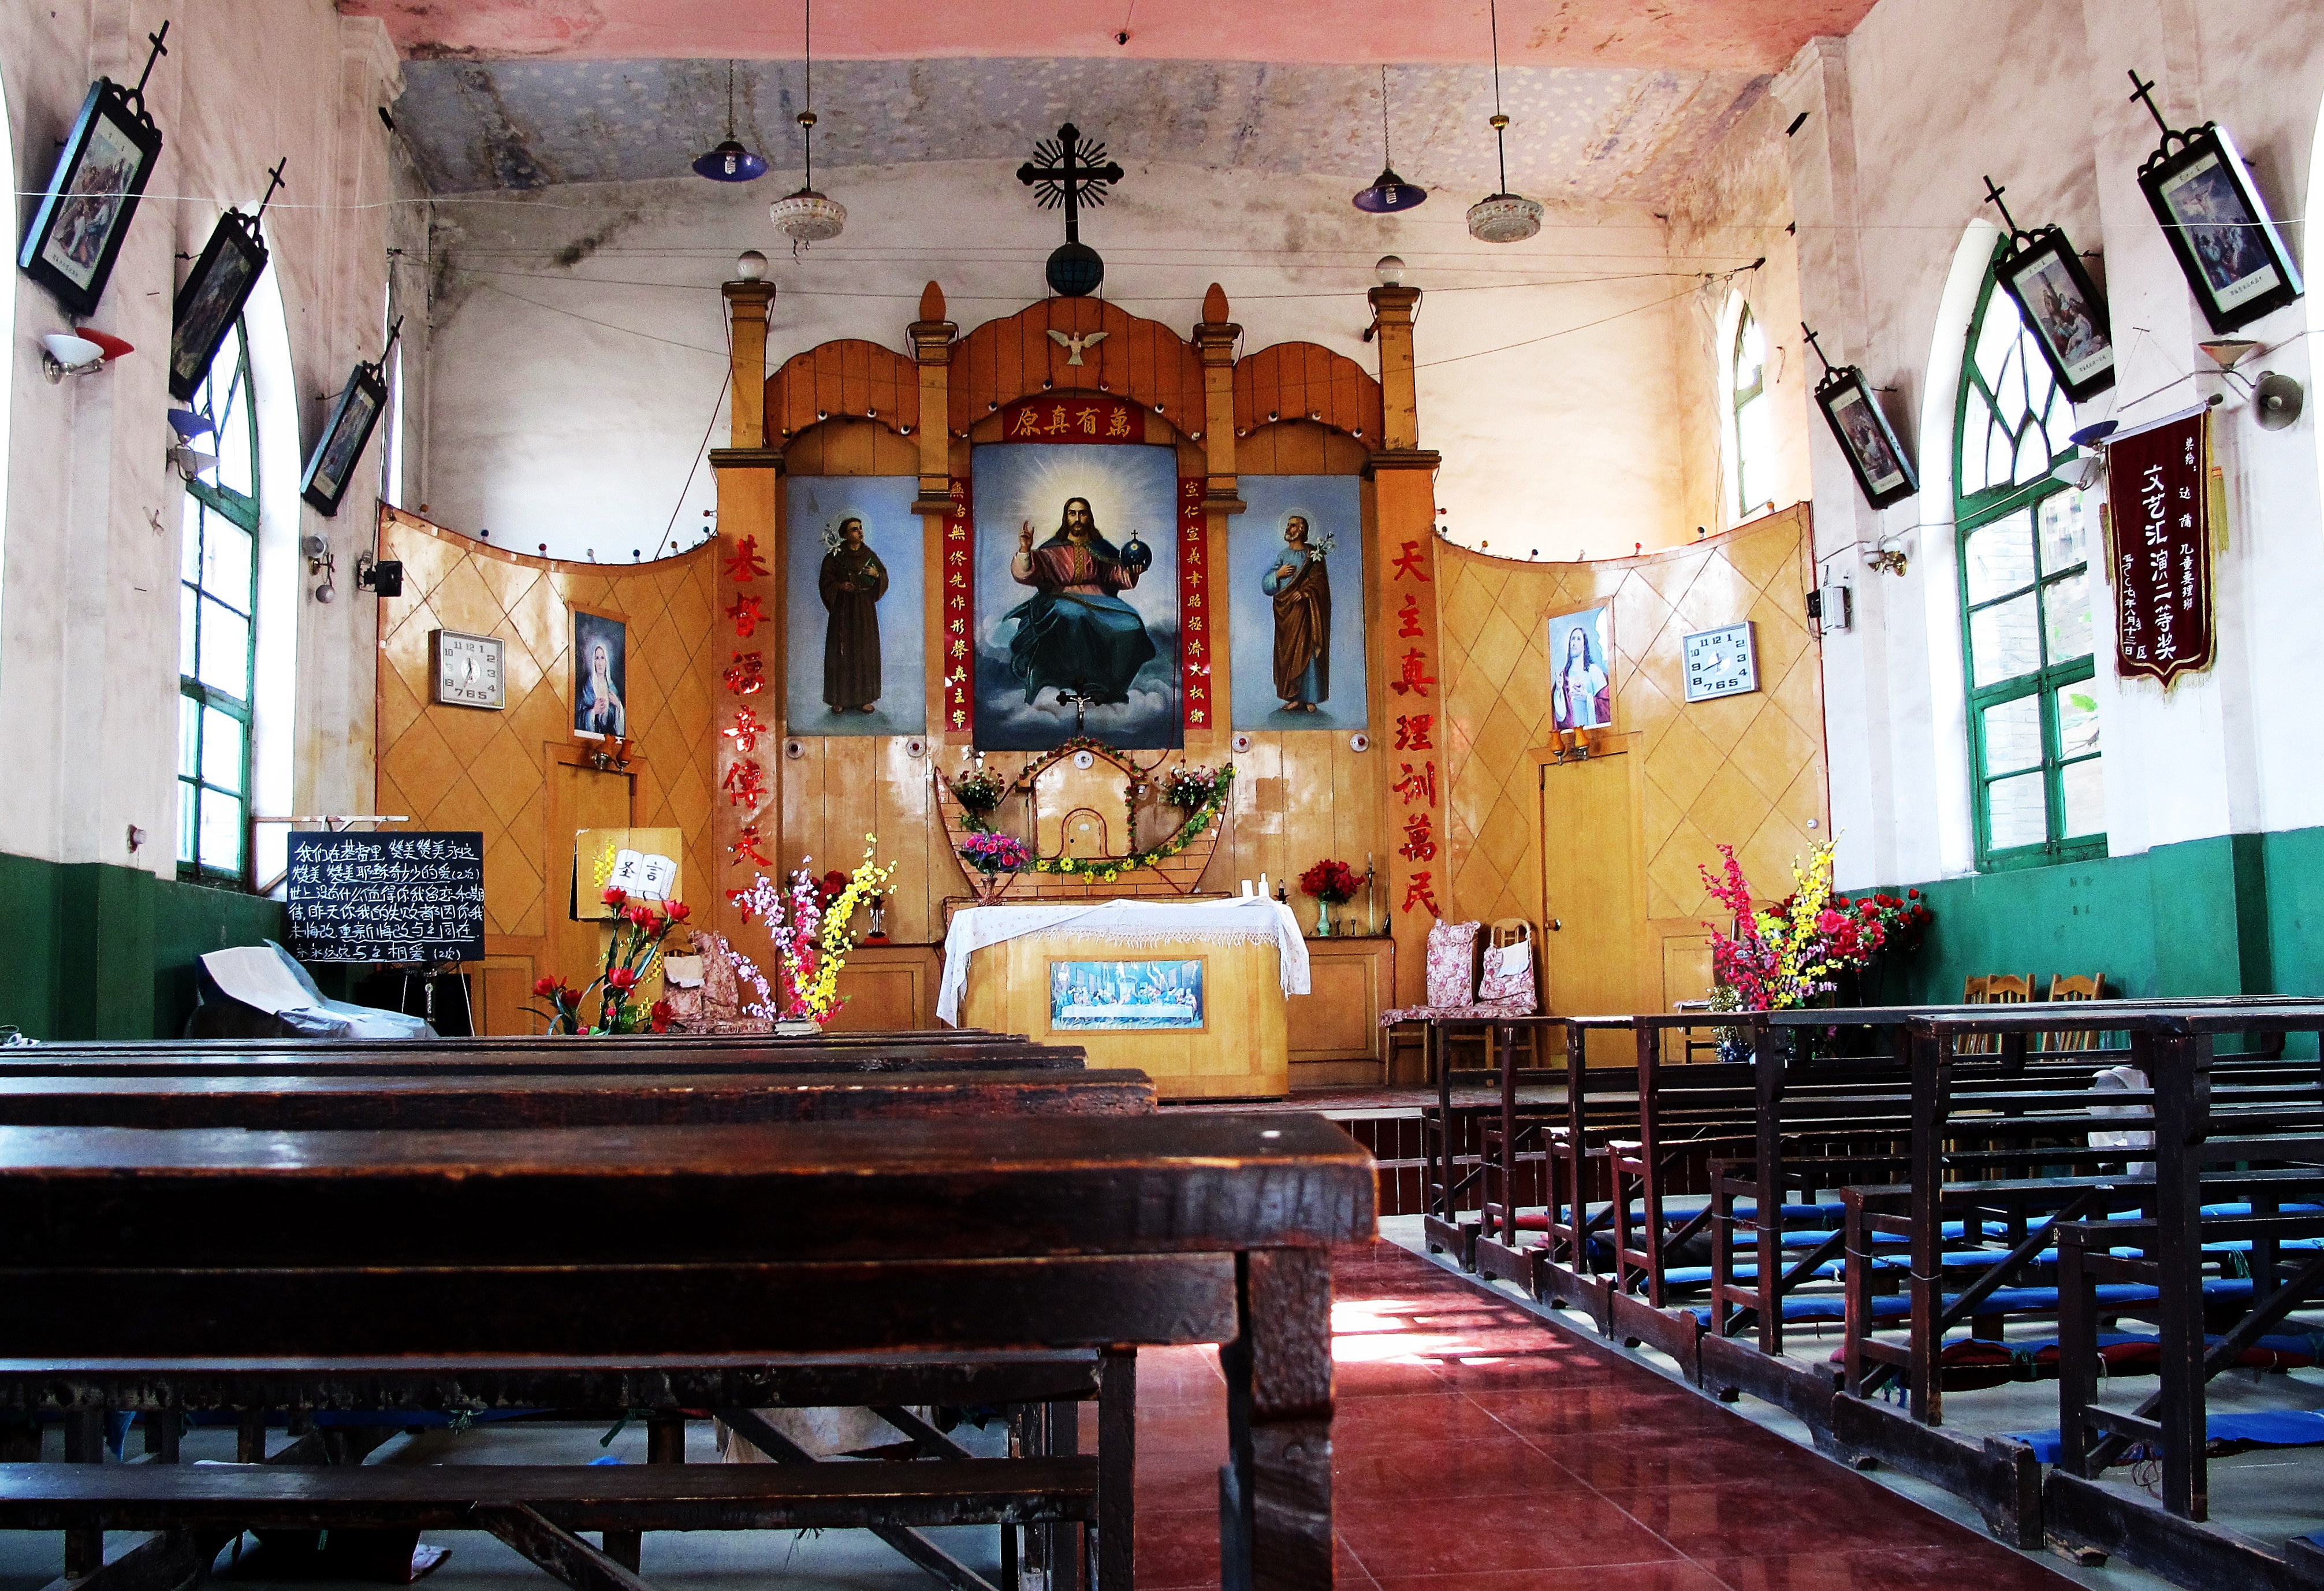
1178, 476, 1211, 733
997, 396, 1148, 445
2107, 409, 2214, 689
940, 475, 975, 735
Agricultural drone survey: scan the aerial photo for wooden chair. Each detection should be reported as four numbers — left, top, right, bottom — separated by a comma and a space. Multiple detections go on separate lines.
2042, 972, 2109, 1053
1449, 920, 1540, 1072
1954, 974, 2033, 1054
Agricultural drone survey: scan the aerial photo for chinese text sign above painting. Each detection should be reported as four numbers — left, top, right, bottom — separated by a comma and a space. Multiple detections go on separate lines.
1179, 477, 1213, 731
2107, 408, 2215, 689
969, 440, 1182, 751
999, 396, 1148, 445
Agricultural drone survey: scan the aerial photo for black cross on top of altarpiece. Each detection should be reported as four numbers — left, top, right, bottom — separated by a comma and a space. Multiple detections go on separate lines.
1017, 124, 1124, 246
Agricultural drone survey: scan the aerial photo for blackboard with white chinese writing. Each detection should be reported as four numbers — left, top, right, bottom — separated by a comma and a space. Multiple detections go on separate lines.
286, 831, 486, 964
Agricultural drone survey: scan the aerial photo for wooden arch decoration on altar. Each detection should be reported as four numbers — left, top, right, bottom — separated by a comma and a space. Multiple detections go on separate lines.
1234, 342, 1384, 444
768, 339, 917, 441
949, 297, 1207, 437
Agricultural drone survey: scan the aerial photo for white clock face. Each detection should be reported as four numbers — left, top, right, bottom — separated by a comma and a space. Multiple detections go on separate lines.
1682, 622, 1758, 704
435, 631, 505, 709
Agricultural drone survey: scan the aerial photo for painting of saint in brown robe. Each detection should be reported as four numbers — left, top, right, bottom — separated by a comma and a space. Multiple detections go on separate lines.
819, 518, 887, 712
1262, 513, 1329, 712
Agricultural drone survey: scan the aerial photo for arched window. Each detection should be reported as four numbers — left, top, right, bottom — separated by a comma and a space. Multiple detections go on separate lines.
1731, 302, 1773, 519
1955, 241, 2102, 871
177, 318, 259, 884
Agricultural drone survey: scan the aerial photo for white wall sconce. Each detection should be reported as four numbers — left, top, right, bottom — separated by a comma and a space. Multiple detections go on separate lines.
40, 330, 128, 382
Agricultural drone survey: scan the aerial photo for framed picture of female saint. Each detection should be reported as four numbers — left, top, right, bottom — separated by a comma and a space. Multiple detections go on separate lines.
1229, 475, 1369, 732
1547, 606, 1615, 733
971, 441, 1180, 750
570, 607, 628, 741
783, 475, 927, 736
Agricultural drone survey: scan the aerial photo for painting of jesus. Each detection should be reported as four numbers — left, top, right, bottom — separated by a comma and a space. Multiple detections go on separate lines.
972, 443, 1179, 750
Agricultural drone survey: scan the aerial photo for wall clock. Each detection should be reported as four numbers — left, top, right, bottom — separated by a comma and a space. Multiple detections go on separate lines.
1682, 622, 1758, 703
431, 630, 506, 709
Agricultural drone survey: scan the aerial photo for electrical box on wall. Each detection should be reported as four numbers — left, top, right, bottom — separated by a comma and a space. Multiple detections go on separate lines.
1808, 582, 1853, 635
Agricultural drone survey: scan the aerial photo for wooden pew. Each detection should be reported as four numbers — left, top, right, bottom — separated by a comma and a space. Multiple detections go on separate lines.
0, 1114, 1375, 1590
0, 1034, 1085, 1077
0, 1068, 1154, 1129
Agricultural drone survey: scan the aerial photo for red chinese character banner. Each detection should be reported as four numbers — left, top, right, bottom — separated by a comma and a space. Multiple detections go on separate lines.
1384, 526, 1443, 920
1178, 475, 1211, 732
941, 475, 975, 735
2106, 408, 2215, 689
718, 529, 774, 872
999, 396, 1148, 445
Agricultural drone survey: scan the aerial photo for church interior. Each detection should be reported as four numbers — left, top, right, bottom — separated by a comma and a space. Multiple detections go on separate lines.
3, 2, 2324, 1589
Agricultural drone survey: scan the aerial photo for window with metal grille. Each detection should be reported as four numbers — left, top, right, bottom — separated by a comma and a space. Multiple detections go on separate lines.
177, 318, 259, 884
1956, 241, 2103, 871
1732, 302, 1774, 519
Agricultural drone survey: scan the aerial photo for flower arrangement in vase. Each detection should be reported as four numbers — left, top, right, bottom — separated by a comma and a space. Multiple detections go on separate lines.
1298, 857, 1362, 938
526, 889, 690, 1035
957, 830, 1030, 904
948, 765, 1009, 817
1160, 764, 1221, 808
732, 837, 896, 1030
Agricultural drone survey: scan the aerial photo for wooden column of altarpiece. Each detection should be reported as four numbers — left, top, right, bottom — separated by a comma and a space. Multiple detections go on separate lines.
711, 278, 1445, 994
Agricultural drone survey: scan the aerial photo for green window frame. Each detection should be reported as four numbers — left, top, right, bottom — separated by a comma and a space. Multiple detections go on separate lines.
1956, 240, 2104, 872
177, 318, 259, 886
1731, 302, 1771, 519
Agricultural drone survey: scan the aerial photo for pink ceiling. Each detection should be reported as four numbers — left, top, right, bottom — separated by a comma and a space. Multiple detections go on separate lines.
342, 0, 1876, 72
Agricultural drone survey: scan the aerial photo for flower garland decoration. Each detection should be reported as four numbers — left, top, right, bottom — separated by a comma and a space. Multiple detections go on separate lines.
948, 739, 1238, 884
1027, 763, 1234, 882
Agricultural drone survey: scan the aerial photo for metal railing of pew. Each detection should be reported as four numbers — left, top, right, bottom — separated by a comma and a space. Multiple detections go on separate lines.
1418, 1014, 1565, 1270
2039, 1002, 2324, 1526
0, 1058, 1158, 1590
0, 1112, 1376, 1591
1831, 998, 2323, 1432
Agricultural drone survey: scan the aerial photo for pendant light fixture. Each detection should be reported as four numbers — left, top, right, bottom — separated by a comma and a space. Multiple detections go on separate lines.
768, 0, 846, 248
692, 62, 769, 182
1466, 0, 1542, 243
1352, 66, 1427, 214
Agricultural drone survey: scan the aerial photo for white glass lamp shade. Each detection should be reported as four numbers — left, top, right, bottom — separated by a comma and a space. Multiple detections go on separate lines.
770, 189, 847, 244
1466, 193, 1544, 244
42, 332, 106, 370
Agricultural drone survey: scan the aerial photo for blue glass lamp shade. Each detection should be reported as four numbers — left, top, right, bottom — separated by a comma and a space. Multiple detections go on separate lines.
166, 408, 216, 441
692, 140, 769, 182
1353, 166, 1427, 213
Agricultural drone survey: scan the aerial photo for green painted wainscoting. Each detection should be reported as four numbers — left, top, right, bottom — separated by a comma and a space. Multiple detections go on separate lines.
1872, 828, 2324, 1049
0, 851, 288, 1040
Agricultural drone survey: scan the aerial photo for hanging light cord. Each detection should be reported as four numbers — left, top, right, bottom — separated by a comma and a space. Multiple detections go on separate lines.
1380, 65, 1391, 169
1489, 0, 1511, 195
802, 0, 816, 189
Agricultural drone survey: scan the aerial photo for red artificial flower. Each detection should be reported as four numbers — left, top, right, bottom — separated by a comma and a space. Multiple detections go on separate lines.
601, 885, 627, 906
532, 975, 559, 997
649, 999, 675, 1034
664, 901, 691, 924
558, 986, 582, 1008
1815, 909, 1845, 935
1907, 888, 1920, 899
627, 904, 660, 929
607, 967, 639, 994
820, 869, 848, 902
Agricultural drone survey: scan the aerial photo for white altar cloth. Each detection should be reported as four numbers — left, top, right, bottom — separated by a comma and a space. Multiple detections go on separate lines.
937, 897, 1310, 1026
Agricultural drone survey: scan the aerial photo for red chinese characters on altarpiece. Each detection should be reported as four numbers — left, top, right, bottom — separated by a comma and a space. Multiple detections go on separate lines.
941, 476, 975, 735
998, 396, 1148, 445
1178, 476, 1211, 732
2107, 408, 2215, 689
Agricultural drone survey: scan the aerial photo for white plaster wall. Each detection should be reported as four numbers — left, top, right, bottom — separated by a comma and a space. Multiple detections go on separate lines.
1785, 0, 2324, 888
416, 161, 1701, 563
0, 1, 400, 873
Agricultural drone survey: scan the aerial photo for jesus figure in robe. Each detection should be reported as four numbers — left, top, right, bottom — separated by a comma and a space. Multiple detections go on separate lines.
1261, 512, 1329, 712
818, 517, 887, 713
1004, 496, 1154, 705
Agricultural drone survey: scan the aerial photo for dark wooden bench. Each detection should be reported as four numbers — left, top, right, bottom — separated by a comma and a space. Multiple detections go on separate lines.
0, 1113, 1374, 1590
0, 1068, 1154, 1129
0, 1034, 1086, 1077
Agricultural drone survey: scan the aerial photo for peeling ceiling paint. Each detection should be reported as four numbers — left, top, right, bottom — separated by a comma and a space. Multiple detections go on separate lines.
394, 56, 1767, 200
344, 0, 1874, 74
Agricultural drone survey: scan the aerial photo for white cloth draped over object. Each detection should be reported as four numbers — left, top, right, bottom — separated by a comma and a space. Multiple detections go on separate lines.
937, 897, 1310, 1026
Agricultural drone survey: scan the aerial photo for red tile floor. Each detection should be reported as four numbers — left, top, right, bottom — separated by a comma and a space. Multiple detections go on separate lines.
1134, 1239, 2075, 1589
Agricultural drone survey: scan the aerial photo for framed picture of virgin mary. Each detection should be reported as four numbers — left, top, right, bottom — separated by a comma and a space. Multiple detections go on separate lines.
569, 607, 629, 741
1547, 606, 1615, 732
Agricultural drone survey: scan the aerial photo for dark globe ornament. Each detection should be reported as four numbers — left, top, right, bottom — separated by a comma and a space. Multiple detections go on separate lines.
1046, 241, 1105, 298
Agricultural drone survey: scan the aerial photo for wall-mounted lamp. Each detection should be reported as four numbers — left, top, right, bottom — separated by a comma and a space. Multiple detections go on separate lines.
168, 444, 219, 482
303, 533, 337, 603
40, 329, 131, 382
